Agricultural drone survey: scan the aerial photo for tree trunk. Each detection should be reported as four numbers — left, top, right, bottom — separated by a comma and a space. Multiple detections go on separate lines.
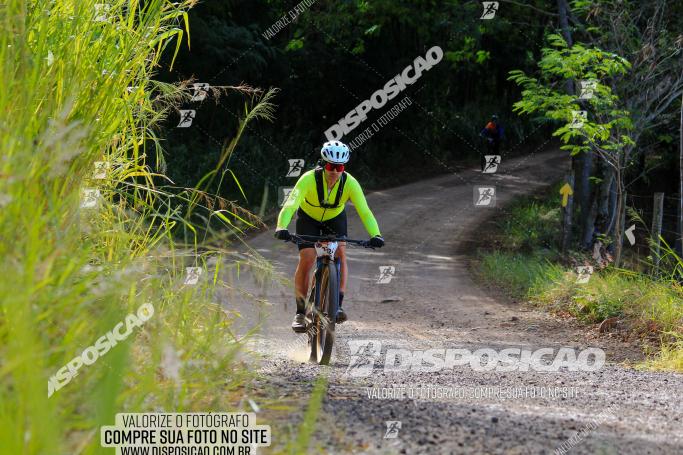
611, 145, 629, 266
607, 174, 617, 238
557, 0, 573, 51
597, 164, 614, 236
557, 0, 574, 111
557, 0, 574, 98
614, 181, 626, 266
558, 0, 593, 250
562, 174, 575, 252
579, 149, 594, 248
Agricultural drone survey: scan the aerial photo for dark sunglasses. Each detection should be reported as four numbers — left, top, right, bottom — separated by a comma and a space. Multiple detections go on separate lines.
324, 162, 345, 172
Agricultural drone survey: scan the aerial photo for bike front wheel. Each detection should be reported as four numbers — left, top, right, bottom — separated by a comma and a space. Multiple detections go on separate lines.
309, 261, 338, 365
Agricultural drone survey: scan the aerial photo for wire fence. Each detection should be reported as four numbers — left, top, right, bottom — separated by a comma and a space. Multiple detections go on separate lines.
627, 193, 681, 239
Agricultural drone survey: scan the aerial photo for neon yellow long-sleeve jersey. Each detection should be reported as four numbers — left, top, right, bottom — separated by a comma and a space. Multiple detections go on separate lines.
276, 169, 381, 237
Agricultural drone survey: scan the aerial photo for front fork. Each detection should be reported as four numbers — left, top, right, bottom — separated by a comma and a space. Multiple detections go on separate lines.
311, 256, 341, 317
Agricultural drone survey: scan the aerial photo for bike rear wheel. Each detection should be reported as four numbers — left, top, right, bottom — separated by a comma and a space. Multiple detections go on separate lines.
309, 261, 338, 365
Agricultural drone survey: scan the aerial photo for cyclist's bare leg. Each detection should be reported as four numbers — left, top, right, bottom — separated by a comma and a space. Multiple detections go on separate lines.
291, 248, 316, 331
295, 248, 316, 302
336, 242, 347, 294
334, 243, 349, 322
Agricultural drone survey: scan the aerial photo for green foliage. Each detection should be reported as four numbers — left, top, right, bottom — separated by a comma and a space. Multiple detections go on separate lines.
532, 267, 683, 333
645, 336, 683, 372
498, 192, 562, 252
478, 251, 560, 299
0, 1, 273, 452
475, 50, 490, 64
478, 187, 683, 371
285, 37, 304, 52
509, 34, 633, 157
156, 0, 557, 204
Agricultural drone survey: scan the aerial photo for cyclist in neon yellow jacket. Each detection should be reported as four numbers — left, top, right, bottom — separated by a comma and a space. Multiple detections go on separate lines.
275, 141, 384, 332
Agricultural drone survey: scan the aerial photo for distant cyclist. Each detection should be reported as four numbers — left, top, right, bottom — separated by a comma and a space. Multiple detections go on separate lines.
274, 141, 384, 332
479, 114, 504, 171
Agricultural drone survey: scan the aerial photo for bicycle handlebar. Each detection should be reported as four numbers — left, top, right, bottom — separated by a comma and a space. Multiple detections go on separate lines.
285, 233, 374, 248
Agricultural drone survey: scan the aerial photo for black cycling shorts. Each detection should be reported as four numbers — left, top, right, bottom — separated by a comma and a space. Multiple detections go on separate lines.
295, 208, 347, 250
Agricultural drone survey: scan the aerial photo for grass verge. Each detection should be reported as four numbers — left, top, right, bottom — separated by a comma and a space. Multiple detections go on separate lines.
0, 1, 289, 453
474, 185, 683, 372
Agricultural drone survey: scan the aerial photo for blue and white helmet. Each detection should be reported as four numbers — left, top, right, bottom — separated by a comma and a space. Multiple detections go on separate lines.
320, 141, 350, 164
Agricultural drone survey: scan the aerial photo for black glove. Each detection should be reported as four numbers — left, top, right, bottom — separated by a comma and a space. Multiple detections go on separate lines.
274, 229, 291, 241
369, 235, 384, 248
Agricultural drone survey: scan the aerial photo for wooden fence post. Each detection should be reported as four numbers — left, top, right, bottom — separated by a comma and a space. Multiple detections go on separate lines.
651, 192, 664, 275
614, 191, 627, 267
676, 193, 682, 256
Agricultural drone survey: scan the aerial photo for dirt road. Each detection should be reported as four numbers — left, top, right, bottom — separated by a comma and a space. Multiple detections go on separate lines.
225, 150, 683, 454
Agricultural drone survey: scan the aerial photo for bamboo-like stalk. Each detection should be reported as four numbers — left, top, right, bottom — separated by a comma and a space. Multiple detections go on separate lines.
0, 2, 274, 453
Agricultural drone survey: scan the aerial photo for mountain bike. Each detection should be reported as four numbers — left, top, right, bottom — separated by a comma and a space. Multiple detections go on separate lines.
285, 234, 374, 365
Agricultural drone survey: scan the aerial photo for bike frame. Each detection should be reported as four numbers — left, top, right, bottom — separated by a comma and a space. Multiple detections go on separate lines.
311, 241, 341, 320
286, 234, 372, 364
